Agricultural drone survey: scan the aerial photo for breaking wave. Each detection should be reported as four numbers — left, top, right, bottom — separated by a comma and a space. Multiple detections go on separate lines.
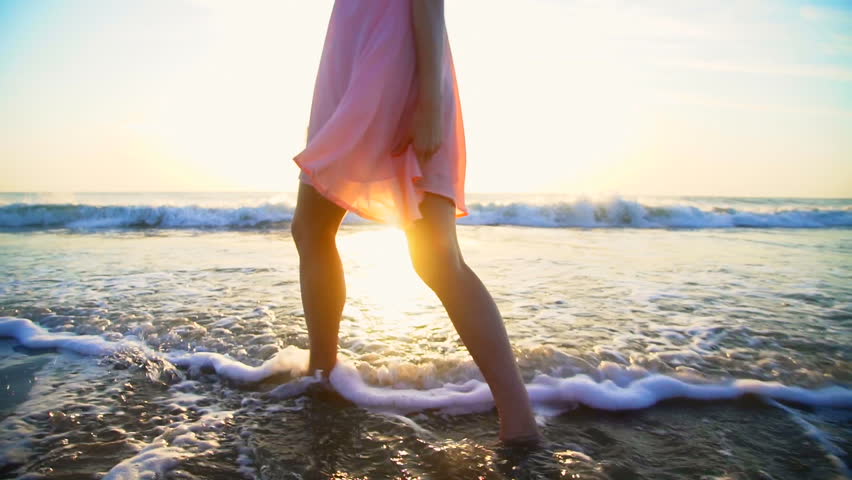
1, 197, 850, 230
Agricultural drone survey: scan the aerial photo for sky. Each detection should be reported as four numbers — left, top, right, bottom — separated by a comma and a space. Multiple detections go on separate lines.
1, 0, 851, 197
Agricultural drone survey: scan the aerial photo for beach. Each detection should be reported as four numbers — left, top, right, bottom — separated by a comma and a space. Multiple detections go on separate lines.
0, 192, 850, 479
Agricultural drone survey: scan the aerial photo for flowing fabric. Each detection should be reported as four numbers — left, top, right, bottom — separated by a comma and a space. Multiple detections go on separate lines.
293, 0, 468, 226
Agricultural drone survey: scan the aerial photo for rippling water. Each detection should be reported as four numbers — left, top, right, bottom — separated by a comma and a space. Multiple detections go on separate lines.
0, 194, 850, 479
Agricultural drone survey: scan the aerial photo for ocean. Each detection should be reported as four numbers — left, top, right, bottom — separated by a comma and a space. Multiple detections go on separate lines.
0, 192, 850, 479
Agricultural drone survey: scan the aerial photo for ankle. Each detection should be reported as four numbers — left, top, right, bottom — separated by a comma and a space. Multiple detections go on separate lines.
499, 427, 543, 447
498, 412, 541, 444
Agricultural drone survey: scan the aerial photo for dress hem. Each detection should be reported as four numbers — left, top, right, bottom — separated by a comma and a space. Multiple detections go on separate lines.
294, 154, 470, 227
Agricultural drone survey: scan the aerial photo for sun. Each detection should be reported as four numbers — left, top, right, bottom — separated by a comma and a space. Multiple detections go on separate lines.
336, 227, 436, 331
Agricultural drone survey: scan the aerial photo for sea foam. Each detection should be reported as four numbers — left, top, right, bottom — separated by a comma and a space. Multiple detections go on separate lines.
2, 317, 850, 414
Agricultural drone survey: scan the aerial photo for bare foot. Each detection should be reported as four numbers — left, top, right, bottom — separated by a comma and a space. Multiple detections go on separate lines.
266, 371, 326, 399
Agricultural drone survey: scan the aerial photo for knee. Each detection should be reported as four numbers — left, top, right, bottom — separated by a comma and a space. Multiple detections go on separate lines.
410, 237, 465, 291
291, 214, 335, 257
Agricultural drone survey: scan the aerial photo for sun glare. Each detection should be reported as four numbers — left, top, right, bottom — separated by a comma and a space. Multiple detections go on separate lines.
336, 228, 436, 331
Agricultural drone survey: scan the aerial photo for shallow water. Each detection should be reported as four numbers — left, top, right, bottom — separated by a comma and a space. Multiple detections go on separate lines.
1, 212, 851, 478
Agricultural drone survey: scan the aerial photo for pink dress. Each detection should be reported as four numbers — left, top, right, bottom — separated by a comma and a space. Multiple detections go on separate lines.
293, 0, 468, 226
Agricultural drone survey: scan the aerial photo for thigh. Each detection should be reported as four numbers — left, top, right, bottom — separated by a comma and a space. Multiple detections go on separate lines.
293, 181, 348, 236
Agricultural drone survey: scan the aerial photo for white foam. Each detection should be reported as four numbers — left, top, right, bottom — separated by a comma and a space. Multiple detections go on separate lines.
766, 399, 850, 477
457, 198, 852, 228
525, 373, 852, 410
0, 316, 129, 356
104, 409, 234, 480
168, 347, 308, 383
329, 362, 495, 414
0, 316, 305, 383
375, 411, 438, 439
104, 380, 235, 480
1, 197, 849, 229
103, 439, 188, 480
2, 317, 851, 416
326, 360, 852, 414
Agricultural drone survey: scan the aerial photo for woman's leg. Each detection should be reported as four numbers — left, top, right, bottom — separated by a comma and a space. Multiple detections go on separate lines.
404, 193, 541, 443
291, 182, 348, 378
